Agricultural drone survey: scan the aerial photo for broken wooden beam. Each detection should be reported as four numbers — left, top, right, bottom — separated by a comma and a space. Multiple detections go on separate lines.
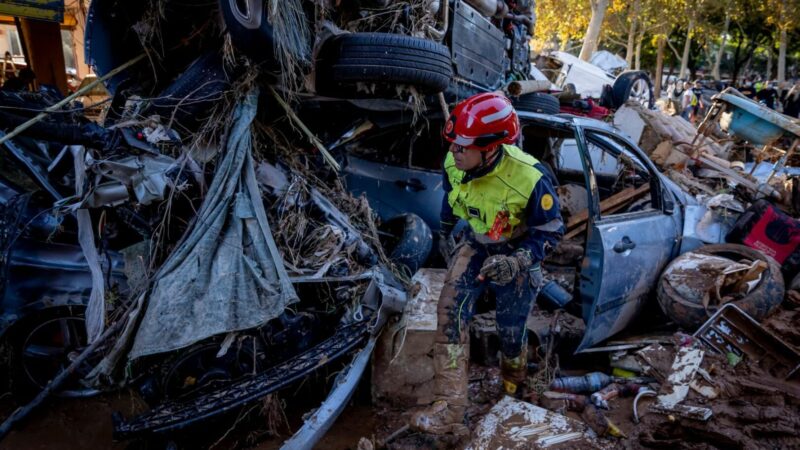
563, 184, 650, 239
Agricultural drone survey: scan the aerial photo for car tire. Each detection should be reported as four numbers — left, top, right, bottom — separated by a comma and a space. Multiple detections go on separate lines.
656, 244, 784, 330
316, 33, 452, 98
144, 52, 231, 131
511, 93, 560, 115
612, 71, 654, 109
379, 213, 433, 275
219, 0, 276, 64
7, 306, 101, 401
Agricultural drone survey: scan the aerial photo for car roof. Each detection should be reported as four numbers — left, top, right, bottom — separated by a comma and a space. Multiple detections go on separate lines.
517, 110, 621, 135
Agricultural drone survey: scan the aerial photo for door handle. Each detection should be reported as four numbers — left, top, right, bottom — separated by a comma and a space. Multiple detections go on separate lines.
613, 236, 636, 253
395, 178, 426, 192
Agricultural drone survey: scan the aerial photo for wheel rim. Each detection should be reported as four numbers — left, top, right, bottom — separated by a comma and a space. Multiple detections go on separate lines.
226, 0, 262, 29
629, 78, 651, 108
21, 316, 100, 397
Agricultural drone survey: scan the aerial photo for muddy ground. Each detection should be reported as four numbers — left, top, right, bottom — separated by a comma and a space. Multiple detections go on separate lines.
0, 392, 384, 450
2, 305, 799, 450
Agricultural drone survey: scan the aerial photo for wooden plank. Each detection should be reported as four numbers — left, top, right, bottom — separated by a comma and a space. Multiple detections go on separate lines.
565, 184, 650, 229
563, 184, 650, 240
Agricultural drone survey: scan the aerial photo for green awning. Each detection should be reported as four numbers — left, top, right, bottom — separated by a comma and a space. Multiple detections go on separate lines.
0, 0, 65, 23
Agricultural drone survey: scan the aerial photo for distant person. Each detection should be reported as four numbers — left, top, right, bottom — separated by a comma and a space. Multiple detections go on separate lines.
692, 81, 705, 119
739, 80, 756, 98
2, 68, 35, 91
681, 81, 697, 122
783, 82, 800, 118
756, 82, 779, 109
667, 79, 685, 116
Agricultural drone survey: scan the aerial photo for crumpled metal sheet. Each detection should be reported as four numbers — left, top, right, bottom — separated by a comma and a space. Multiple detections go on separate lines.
71, 145, 107, 343
68, 153, 182, 209
129, 90, 298, 359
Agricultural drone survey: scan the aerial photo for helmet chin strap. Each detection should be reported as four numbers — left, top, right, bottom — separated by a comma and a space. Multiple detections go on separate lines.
478, 146, 500, 170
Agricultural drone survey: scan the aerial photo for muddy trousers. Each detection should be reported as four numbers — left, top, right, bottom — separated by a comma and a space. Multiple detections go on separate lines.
411, 240, 540, 434
436, 238, 540, 395
436, 239, 540, 358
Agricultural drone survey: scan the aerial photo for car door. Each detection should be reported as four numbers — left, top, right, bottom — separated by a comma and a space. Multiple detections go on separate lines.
574, 126, 681, 351
344, 156, 444, 230
340, 120, 448, 232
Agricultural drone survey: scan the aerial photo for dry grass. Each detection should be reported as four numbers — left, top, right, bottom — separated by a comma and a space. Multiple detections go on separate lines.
269, 0, 311, 98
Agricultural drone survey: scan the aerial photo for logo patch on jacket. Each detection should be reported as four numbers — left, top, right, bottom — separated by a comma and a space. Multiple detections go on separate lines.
541, 194, 554, 211
467, 206, 481, 218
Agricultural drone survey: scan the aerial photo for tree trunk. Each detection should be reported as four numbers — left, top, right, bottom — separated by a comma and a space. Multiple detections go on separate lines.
626, 21, 636, 67
766, 46, 773, 80
711, 13, 730, 80
579, 0, 609, 61
743, 56, 753, 79
679, 17, 695, 79
635, 29, 644, 70
625, 0, 640, 67
778, 28, 787, 83
655, 35, 666, 97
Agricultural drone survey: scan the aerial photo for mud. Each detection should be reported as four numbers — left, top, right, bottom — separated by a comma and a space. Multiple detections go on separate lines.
625, 338, 800, 450
4, 302, 800, 450
762, 305, 800, 350
0, 391, 139, 450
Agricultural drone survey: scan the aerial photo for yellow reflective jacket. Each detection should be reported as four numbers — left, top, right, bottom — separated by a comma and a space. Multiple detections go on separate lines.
444, 144, 544, 239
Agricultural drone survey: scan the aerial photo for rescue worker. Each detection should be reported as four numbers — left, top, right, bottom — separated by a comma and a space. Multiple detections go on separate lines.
410, 93, 564, 435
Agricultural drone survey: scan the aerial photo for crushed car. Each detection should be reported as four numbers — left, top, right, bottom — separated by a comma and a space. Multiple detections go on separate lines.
86, 0, 537, 106
307, 101, 736, 351
528, 50, 655, 119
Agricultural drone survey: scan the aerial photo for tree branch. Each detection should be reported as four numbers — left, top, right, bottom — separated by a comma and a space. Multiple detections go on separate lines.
666, 38, 683, 60
605, 35, 628, 47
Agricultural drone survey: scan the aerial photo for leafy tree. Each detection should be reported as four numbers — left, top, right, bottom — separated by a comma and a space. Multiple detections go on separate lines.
534, 0, 591, 51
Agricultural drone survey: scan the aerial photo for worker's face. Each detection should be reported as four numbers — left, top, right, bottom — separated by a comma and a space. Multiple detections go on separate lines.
449, 144, 485, 171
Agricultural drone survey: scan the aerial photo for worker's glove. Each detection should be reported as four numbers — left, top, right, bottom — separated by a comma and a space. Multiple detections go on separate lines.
438, 230, 456, 265
479, 250, 533, 285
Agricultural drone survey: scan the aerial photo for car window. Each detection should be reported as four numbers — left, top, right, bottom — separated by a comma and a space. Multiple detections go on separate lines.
554, 138, 621, 180
344, 127, 411, 167
344, 120, 447, 171
585, 132, 655, 217
409, 120, 447, 171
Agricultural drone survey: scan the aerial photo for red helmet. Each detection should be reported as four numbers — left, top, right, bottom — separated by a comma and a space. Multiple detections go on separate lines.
443, 92, 520, 151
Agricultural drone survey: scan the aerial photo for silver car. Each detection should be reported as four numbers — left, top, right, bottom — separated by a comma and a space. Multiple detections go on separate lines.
336, 110, 727, 351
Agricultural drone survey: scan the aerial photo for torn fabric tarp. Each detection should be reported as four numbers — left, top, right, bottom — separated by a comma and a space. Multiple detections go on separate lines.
129, 89, 298, 359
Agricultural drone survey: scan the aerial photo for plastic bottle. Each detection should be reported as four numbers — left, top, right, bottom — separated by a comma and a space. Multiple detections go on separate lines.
591, 382, 647, 409
550, 372, 612, 393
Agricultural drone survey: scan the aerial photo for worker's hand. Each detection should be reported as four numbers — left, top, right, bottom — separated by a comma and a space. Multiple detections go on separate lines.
438, 230, 456, 265
479, 250, 532, 285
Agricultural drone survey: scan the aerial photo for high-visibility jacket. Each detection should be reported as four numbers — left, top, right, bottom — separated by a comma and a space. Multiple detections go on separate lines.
444, 144, 544, 239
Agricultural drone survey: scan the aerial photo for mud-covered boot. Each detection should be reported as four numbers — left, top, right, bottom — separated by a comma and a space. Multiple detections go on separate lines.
500, 350, 528, 398
409, 343, 469, 436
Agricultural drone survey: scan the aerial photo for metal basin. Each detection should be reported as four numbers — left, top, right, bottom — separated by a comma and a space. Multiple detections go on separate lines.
717, 92, 800, 146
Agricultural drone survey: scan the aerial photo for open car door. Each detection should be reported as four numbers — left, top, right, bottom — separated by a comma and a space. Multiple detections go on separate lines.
574, 125, 681, 351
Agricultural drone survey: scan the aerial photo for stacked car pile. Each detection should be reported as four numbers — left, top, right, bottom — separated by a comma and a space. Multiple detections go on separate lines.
0, 1, 798, 449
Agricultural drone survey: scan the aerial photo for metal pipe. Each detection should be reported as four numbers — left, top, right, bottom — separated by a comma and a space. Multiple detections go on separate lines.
425, 0, 449, 42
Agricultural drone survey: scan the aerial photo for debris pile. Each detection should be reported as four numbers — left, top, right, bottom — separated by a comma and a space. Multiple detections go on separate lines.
1, 1, 800, 448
